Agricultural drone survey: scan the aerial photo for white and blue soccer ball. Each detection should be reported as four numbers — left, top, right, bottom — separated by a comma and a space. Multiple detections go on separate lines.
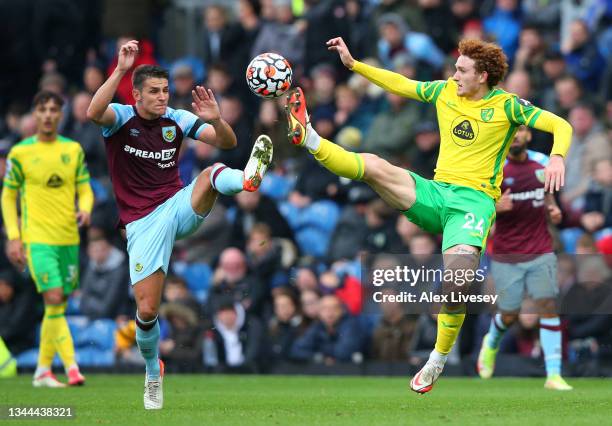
246, 53, 292, 98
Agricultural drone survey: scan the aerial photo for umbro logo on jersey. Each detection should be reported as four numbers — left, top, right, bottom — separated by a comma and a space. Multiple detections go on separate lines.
130, 128, 140, 137
47, 174, 64, 188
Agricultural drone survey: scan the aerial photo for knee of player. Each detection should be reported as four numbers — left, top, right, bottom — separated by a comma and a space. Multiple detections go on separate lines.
43, 290, 64, 306
137, 303, 159, 321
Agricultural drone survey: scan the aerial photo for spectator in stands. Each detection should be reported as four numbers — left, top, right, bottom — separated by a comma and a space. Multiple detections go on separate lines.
267, 287, 307, 360
158, 301, 202, 371
231, 190, 294, 249
66, 91, 108, 178
0, 269, 40, 354
408, 121, 440, 180
290, 294, 364, 364
547, 75, 585, 119
295, 265, 319, 293
562, 103, 610, 209
207, 247, 268, 318
538, 51, 567, 112
362, 199, 401, 255
362, 90, 420, 159
204, 298, 265, 372
106, 36, 157, 104
450, 0, 479, 38
83, 64, 105, 96
216, 95, 253, 170
561, 19, 606, 92
513, 25, 548, 91
300, 288, 321, 326
581, 159, 612, 233
163, 274, 197, 305
334, 84, 371, 136
345, 0, 377, 61
79, 229, 130, 320
246, 223, 286, 290
255, 99, 295, 163
418, 0, 458, 54
205, 63, 234, 100
169, 63, 196, 111
504, 70, 533, 104
251, 0, 304, 67
319, 269, 362, 315
502, 301, 542, 359
562, 256, 612, 359
483, 0, 521, 61
371, 289, 418, 361
173, 203, 231, 264
202, 4, 236, 68
289, 155, 340, 208
376, 13, 445, 73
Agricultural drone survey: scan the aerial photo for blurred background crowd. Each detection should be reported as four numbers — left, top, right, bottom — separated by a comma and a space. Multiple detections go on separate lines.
0, 0, 611, 375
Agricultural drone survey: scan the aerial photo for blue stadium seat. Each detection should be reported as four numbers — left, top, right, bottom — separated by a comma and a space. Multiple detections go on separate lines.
560, 228, 584, 253
77, 319, 116, 351
297, 200, 340, 232
75, 348, 115, 367
260, 172, 293, 200
180, 262, 212, 303
278, 201, 300, 230
296, 228, 331, 258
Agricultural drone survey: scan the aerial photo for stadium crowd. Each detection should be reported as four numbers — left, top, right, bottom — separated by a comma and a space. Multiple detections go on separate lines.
1, 0, 612, 375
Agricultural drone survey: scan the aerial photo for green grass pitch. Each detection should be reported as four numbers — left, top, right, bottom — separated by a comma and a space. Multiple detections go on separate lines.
1, 375, 610, 425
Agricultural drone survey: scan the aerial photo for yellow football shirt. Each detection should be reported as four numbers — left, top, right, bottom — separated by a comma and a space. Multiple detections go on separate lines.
351, 61, 572, 200
2, 136, 93, 245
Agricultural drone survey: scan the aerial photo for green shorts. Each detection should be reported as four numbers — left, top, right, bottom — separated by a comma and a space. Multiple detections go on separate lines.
402, 172, 496, 252
25, 244, 79, 295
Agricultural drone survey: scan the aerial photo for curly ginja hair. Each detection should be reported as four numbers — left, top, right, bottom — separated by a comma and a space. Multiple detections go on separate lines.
458, 39, 509, 88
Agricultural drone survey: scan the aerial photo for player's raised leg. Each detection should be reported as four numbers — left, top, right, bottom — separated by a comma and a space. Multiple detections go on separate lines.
285, 88, 416, 211
478, 312, 514, 379
208, 135, 273, 196
133, 270, 165, 409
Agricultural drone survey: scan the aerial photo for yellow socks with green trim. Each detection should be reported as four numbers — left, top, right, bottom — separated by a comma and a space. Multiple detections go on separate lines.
434, 304, 466, 355
311, 138, 364, 180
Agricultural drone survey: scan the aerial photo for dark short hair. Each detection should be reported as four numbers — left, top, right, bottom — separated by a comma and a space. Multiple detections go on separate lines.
32, 90, 64, 109
132, 64, 169, 90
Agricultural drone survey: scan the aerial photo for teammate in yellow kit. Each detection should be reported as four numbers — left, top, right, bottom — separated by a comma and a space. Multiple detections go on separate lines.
1, 91, 94, 387
285, 37, 572, 393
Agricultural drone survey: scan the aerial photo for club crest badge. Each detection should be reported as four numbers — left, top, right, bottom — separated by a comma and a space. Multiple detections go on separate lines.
162, 126, 176, 143
481, 108, 494, 122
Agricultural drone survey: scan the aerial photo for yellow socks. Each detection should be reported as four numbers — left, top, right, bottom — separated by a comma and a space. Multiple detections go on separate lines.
311, 138, 365, 181
38, 303, 76, 371
434, 304, 466, 355
0, 336, 17, 378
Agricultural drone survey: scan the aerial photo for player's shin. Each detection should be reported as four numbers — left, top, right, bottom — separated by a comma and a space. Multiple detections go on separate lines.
49, 303, 77, 371
486, 313, 509, 349
210, 164, 244, 195
312, 137, 365, 181
135, 313, 161, 378
540, 317, 562, 377
36, 304, 64, 375
434, 303, 466, 357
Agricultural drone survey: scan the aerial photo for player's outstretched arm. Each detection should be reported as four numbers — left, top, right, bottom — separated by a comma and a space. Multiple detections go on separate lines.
529, 110, 572, 193
87, 40, 139, 127
192, 85, 237, 149
326, 37, 423, 102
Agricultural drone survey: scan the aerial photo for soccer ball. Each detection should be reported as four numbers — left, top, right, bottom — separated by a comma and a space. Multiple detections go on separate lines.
246, 53, 292, 98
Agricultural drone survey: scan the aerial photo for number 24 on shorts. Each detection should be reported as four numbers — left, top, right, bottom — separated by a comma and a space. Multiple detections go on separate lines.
462, 212, 485, 236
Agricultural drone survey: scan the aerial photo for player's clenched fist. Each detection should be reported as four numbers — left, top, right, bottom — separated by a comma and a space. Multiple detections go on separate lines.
326, 37, 355, 69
